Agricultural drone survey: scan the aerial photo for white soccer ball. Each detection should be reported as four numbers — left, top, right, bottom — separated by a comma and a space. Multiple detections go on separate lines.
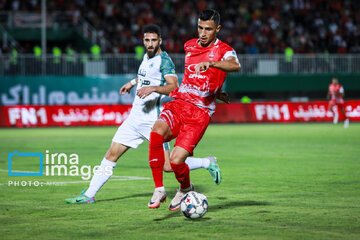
180, 191, 208, 219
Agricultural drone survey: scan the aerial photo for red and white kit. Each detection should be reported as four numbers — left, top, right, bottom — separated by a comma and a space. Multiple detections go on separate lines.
170, 38, 239, 116
328, 83, 344, 106
159, 38, 239, 154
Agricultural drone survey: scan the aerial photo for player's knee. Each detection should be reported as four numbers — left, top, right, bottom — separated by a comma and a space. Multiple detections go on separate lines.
151, 121, 172, 140
169, 155, 183, 165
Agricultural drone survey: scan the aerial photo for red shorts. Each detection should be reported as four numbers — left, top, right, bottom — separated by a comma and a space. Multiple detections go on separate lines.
329, 98, 344, 109
158, 99, 210, 155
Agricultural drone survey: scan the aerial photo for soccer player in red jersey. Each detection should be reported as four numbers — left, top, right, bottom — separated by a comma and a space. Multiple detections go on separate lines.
327, 77, 349, 128
147, 9, 241, 210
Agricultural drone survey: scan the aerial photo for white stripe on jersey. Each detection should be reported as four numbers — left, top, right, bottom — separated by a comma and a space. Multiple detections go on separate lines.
222, 51, 240, 66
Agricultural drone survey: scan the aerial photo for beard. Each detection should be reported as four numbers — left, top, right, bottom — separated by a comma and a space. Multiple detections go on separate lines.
146, 44, 160, 58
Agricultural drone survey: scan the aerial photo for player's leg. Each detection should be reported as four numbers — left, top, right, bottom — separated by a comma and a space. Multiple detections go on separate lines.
168, 106, 211, 211
328, 101, 338, 124
148, 120, 173, 208
163, 148, 172, 172
163, 146, 211, 172
338, 102, 349, 128
66, 116, 143, 204
65, 142, 129, 204
168, 146, 194, 211
83, 142, 129, 199
163, 147, 221, 185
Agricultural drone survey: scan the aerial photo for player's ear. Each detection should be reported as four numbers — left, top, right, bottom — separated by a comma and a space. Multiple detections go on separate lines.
159, 38, 162, 45
216, 25, 221, 34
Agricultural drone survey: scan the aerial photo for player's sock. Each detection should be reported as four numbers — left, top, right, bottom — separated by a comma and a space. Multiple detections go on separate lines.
149, 132, 166, 188
185, 157, 210, 170
170, 162, 191, 190
84, 158, 116, 198
155, 186, 165, 192
333, 111, 338, 124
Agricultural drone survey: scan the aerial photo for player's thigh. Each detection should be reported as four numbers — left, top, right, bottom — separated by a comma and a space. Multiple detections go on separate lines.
112, 118, 146, 149
328, 100, 336, 110
156, 102, 182, 140
174, 111, 210, 156
152, 119, 173, 141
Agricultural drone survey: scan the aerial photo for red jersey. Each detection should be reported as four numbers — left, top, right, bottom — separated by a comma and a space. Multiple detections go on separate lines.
329, 83, 344, 100
170, 38, 239, 116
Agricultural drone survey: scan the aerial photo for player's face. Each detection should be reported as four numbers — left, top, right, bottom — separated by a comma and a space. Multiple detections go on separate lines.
197, 19, 221, 47
332, 78, 339, 85
143, 33, 162, 58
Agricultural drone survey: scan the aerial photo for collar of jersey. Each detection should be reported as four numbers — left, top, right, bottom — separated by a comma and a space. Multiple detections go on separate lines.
146, 52, 162, 60
196, 38, 219, 48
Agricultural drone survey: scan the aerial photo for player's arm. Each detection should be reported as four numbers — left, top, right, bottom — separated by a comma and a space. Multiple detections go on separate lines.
119, 78, 138, 95
339, 87, 345, 98
326, 90, 331, 100
195, 56, 241, 74
216, 91, 230, 104
136, 75, 178, 99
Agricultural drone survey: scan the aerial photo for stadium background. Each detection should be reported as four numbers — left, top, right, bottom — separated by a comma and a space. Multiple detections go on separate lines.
1, 1, 360, 240
1, 0, 360, 126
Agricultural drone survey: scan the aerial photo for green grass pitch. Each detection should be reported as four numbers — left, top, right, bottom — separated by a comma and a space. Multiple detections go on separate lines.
1, 123, 360, 240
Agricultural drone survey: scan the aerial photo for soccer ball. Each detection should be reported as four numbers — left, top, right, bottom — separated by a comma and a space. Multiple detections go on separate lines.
180, 191, 208, 219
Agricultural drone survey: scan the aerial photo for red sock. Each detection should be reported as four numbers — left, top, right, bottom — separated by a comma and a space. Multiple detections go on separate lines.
340, 109, 347, 121
149, 132, 165, 188
170, 162, 190, 190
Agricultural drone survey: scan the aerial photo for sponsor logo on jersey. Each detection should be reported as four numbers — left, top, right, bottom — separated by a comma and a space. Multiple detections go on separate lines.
140, 79, 151, 87
187, 64, 207, 73
188, 74, 206, 79
187, 64, 207, 79
186, 52, 191, 57
208, 51, 215, 60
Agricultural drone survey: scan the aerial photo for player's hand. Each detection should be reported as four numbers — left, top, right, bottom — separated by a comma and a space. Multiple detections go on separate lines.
137, 86, 155, 99
217, 92, 231, 104
119, 82, 134, 95
195, 62, 210, 75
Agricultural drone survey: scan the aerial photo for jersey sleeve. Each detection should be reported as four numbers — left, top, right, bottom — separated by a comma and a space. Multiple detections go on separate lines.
160, 55, 177, 78
220, 43, 240, 66
339, 86, 344, 94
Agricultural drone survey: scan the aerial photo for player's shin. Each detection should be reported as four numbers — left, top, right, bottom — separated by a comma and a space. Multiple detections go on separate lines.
85, 158, 116, 198
170, 162, 191, 190
149, 132, 166, 189
185, 157, 210, 170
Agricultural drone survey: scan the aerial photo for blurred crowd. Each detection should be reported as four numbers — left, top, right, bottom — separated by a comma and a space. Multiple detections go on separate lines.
1, 0, 360, 54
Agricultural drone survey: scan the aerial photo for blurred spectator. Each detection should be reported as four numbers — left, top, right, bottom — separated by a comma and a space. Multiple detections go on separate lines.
0, 0, 359, 54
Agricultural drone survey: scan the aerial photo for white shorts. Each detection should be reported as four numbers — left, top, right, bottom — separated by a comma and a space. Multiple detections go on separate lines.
112, 115, 170, 150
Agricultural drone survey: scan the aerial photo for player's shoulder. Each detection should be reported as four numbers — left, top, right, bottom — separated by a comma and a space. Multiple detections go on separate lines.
159, 51, 174, 65
216, 39, 234, 52
184, 39, 198, 50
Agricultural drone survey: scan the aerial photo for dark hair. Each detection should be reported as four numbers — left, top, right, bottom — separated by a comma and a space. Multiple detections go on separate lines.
199, 9, 220, 26
143, 24, 161, 38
